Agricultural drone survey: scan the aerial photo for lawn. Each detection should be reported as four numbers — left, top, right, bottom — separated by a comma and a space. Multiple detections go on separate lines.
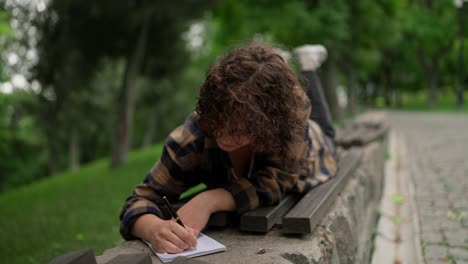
0, 144, 164, 264
375, 91, 468, 112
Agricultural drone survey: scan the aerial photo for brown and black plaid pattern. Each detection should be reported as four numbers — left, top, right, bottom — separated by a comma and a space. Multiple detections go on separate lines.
120, 88, 337, 240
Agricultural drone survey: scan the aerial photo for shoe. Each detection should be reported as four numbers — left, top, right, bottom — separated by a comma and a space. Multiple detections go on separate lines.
293, 45, 328, 71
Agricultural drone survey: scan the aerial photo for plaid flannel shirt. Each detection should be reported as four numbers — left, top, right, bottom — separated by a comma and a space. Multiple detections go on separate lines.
119, 87, 337, 240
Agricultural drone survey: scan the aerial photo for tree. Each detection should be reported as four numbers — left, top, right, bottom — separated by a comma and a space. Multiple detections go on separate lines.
0, 9, 13, 82
340, 0, 401, 113
210, 0, 351, 119
33, 0, 216, 168
401, 0, 459, 108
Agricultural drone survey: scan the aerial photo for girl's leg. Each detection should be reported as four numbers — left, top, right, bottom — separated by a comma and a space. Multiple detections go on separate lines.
294, 45, 335, 139
302, 70, 335, 139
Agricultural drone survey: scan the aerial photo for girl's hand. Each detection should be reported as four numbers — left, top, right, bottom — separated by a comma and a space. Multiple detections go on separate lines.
132, 214, 197, 253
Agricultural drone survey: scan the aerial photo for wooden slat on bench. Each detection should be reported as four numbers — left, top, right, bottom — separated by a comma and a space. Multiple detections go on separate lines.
207, 211, 232, 227
360, 123, 389, 145
282, 147, 363, 234
336, 123, 389, 148
240, 194, 301, 232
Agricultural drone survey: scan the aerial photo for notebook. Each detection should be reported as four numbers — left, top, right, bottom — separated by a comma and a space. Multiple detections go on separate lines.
144, 233, 226, 263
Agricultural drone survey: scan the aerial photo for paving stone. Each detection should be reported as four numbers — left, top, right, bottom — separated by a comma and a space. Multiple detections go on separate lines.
424, 245, 448, 260
439, 220, 464, 231
419, 209, 446, 218
450, 247, 468, 261
444, 231, 468, 247
452, 200, 468, 210
432, 200, 451, 209
421, 231, 444, 244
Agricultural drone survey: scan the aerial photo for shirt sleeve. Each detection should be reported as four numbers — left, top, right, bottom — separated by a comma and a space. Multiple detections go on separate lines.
119, 115, 203, 240
308, 120, 337, 185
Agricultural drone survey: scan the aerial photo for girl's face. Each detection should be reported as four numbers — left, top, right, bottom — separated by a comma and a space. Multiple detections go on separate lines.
216, 134, 252, 152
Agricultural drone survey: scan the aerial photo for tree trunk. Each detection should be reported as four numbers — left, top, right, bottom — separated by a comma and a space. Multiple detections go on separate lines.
141, 106, 158, 148
382, 70, 391, 107
366, 82, 377, 107
346, 70, 357, 115
369, 83, 378, 107
417, 48, 442, 109
111, 19, 150, 167
321, 56, 341, 120
427, 64, 438, 108
395, 89, 402, 108
456, 5, 465, 110
68, 128, 80, 171
47, 135, 59, 174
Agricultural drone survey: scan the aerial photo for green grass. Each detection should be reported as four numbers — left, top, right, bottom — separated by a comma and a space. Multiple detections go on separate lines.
375, 91, 468, 112
0, 144, 164, 264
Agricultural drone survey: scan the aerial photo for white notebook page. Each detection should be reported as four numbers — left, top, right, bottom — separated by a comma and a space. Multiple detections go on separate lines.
144, 233, 226, 263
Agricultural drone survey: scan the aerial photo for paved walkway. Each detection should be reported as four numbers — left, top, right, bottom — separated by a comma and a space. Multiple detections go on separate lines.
390, 112, 468, 263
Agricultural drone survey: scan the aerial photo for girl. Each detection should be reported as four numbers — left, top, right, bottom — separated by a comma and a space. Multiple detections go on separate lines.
120, 43, 337, 253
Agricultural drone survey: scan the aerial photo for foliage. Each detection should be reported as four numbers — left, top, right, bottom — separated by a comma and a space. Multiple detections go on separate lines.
375, 91, 468, 112
0, 9, 13, 82
397, 0, 460, 106
32, 0, 216, 167
1, 0, 467, 190
0, 91, 48, 191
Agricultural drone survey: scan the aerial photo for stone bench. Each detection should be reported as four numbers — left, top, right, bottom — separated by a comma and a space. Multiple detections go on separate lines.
49, 112, 389, 264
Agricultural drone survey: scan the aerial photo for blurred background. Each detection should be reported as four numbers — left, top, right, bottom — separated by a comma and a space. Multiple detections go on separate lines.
0, 0, 466, 263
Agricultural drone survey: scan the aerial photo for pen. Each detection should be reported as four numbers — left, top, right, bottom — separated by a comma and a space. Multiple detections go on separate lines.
162, 196, 185, 228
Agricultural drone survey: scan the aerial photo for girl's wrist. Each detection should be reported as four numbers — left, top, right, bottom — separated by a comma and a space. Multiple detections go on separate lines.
132, 213, 162, 240
198, 188, 235, 213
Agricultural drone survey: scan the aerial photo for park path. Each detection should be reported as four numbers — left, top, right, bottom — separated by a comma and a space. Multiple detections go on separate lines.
378, 112, 468, 264
391, 112, 468, 263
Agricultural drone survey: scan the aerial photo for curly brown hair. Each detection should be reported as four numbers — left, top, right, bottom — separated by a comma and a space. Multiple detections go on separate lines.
196, 43, 306, 159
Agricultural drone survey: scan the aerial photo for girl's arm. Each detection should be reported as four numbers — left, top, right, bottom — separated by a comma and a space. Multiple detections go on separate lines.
176, 188, 236, 235
119, 114, 204, 251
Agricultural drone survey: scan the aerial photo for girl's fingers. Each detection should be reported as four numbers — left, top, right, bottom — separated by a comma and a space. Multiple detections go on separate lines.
161, 240, 184, 254
171, 222, 197, 248
187, 226, 199, 238
164, 229, 190, 250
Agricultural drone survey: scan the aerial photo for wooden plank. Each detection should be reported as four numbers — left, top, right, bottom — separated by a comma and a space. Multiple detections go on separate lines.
207, 211, 232, 227
240, 194, 301, 232
282, 147, 363, 234
361, 123, 389, 145
104, 253, 151, 264
48, 248, 96, 264
336, 123, 389, 148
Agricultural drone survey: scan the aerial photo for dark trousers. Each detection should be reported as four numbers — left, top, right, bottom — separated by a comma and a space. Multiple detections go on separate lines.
302, 71, 335, 140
